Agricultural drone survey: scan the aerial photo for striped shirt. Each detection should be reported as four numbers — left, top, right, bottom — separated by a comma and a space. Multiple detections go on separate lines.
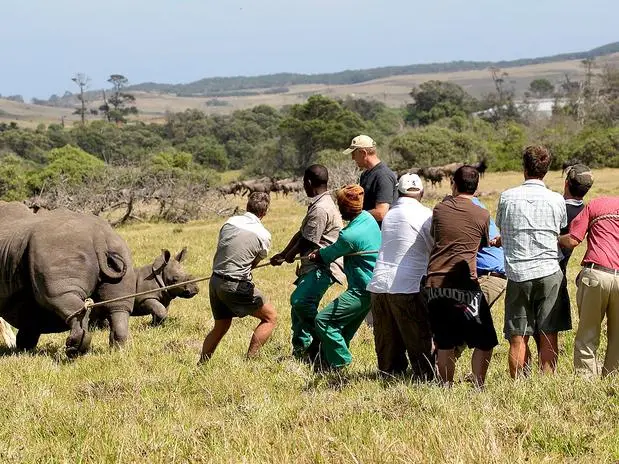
496, 179, 567, 282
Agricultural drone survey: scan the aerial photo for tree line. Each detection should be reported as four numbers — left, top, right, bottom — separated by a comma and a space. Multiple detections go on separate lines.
1, 60, 618, 220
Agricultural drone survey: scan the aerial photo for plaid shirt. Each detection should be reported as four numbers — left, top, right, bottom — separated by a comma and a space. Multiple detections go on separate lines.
496, 179, 567, 282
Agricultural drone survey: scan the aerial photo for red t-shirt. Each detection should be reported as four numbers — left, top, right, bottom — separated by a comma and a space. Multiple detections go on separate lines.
569, 196, 619, 270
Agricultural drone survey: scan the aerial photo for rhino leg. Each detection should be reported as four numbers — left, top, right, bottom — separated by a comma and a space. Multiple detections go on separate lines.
108, 310, 130, 348
16, 329, 40, 351
141, 299, 168, 326
65, 312, 92, 358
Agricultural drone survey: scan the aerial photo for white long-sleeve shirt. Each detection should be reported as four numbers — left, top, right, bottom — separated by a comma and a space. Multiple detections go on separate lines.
366, 197, 434, 294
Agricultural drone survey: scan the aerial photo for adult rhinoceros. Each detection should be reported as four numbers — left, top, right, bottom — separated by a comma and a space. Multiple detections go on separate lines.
0, 201, 135, 356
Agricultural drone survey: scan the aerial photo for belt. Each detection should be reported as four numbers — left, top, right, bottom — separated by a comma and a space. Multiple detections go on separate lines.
478, 270, 507, 279
584, 263, 619, 276
212, 272, 250, 283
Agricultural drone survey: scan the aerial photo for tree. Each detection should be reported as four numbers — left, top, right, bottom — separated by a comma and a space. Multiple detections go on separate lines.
389, 126, 487, 167
72, 73, 91, 125
527, 79, 554, 99
479, 68, 521, 123
179, 136, 229, 171
99, 74, 138, 124
279, 95, 367, 170
405, 80, 478, 126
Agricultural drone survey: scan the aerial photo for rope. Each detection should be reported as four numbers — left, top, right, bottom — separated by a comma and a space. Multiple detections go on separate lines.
82, 250, 379, 311
590, 213, 619, 227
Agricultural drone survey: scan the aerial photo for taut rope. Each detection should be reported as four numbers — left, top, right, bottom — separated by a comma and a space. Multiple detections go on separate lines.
82, 250, 379, 311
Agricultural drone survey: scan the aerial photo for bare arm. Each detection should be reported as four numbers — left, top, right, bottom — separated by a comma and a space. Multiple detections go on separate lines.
559, 234, 580, 250
271, 231, 302, 265
368, 202, 390, 222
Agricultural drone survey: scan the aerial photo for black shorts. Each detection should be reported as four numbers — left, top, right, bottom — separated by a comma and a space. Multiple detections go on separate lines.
426, 287, 498, 351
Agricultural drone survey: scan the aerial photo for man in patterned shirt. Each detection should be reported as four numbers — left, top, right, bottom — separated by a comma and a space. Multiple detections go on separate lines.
494, 145, 567, 378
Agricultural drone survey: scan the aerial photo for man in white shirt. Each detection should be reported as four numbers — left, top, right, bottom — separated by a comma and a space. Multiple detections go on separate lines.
367, 174, 435, 379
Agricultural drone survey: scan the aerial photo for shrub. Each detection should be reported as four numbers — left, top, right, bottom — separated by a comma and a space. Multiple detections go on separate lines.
28, 145, 105, 192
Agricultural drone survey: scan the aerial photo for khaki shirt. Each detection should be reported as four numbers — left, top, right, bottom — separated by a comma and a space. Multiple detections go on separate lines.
298, 191, 345, 283
212, 212, 271, 281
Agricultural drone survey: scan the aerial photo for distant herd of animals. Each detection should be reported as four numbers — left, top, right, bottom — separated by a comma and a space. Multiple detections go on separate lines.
216, 160, 489, 197
217, 178, 304, 197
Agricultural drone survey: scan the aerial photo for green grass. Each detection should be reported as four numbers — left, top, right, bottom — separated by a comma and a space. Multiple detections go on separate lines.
1, 170, 619, 463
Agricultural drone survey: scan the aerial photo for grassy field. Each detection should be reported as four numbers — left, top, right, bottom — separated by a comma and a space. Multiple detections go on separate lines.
1, 170, 618, 463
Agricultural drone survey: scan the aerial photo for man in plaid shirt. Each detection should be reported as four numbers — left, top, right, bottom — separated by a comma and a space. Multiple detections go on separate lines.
495, 145, 567, 378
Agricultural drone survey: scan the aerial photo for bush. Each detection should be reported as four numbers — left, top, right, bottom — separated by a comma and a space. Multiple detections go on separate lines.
0, 154, 36, 200
28, 145, 105, 192
567, 126, 619, 168
390, 126, 487, 167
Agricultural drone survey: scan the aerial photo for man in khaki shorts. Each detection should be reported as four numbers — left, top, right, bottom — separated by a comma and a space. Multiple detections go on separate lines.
200, 192, 278, 362
559, 195, 619, 377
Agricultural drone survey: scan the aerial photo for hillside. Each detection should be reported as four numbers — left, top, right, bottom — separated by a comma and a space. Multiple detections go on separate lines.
128, 41, 619, 96
2, 43, 619, 128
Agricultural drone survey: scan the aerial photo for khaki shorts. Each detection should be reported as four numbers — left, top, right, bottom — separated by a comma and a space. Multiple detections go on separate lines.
478, 274, 507, 309
209, 275, 266, 320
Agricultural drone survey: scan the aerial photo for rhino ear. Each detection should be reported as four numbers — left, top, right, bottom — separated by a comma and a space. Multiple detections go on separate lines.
175, 247, 188, 262
152, 249, 171, 272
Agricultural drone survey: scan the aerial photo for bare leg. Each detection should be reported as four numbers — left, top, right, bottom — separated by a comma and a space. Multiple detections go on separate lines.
247, 303, 277, 359
436, 348, 456, 385
199, 319, 232, 363
471, 348, 493, 387
538, 332, 558, 374
509, 335, 530, 379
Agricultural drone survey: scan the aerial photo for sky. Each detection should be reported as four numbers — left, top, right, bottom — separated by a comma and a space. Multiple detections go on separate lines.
1, 0, 618, 100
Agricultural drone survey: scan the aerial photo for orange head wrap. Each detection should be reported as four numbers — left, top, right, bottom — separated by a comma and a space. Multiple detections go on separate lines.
336, 184, 364, 216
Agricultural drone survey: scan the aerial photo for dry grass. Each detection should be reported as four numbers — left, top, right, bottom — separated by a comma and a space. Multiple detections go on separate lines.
1, 169, 619, 463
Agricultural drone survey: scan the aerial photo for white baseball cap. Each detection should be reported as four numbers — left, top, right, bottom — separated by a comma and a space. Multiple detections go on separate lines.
397, 173, 424, 193
342, 135, 376, 155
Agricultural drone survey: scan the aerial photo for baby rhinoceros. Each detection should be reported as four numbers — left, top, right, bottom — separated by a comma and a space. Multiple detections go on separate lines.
133, 248, 199, 325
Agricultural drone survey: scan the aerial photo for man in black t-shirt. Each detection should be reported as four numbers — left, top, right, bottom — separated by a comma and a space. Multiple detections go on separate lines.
556, 164, 594, 331
343, 135, 397, 228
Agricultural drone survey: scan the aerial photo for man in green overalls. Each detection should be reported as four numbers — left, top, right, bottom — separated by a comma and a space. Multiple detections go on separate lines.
309, 184, 381, 369
271, 165, 345, 360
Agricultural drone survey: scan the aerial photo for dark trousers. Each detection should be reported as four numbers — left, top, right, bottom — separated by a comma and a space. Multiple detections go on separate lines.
371, 292, 434, 380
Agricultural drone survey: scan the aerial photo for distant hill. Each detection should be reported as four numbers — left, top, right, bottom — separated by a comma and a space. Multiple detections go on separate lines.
127, 41, 619, 97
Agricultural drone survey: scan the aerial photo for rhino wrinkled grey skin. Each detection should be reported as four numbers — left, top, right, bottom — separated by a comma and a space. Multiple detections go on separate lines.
0, 201, 135, 356
91, 248, 199, 327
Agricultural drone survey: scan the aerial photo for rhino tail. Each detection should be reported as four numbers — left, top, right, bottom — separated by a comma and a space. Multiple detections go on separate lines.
97, 249, 128, 281
94, 232, 128, 281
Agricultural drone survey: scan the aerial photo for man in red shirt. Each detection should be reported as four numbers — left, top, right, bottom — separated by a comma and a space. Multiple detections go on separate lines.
559, 196, 619, 377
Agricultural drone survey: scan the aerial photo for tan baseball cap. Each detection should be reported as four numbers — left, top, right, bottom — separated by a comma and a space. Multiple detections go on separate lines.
342, 135, 376, 155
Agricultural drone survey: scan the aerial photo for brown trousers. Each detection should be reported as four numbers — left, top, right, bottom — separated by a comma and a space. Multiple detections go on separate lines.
371, 292, 434, 379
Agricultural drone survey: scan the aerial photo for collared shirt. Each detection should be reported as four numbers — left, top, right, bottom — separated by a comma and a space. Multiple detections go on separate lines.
496, 179, 567, 282
212, 212, 271, 281
471, 197, 505, 275
569, 196, 619, 270
298, 191, 345, 283
367, 196, 433, 294
320, 211, 381, 291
